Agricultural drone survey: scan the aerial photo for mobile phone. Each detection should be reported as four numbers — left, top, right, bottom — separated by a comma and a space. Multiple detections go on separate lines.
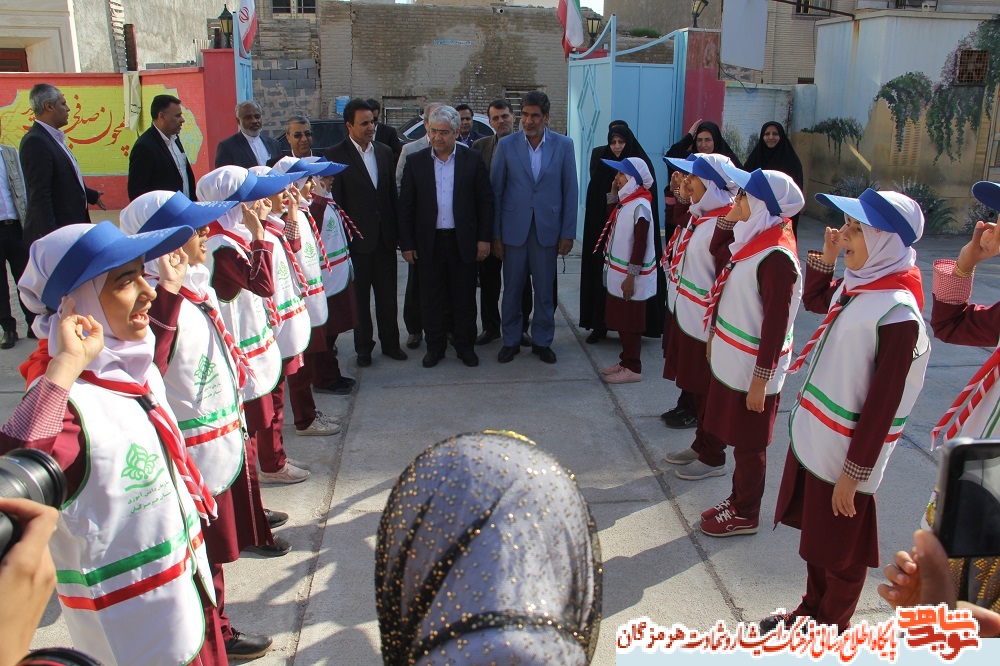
932, 437, 1000, 558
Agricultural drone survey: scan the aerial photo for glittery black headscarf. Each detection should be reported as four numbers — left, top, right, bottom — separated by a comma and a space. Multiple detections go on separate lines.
375, 431, 603, 665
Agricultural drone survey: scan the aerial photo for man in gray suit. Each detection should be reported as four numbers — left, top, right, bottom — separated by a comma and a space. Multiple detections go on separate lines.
491, 91, 578, 364
0, 118, 30, 348
215, 100, 282, 168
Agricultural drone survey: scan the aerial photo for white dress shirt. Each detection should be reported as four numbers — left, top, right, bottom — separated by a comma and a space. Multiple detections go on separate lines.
37, 120, 84, 189
432, 147, 457, 230
351, 137, 378, 188
527, 129, 547, 182
0, 157, 18, 220
156, 127, 191, 198
243, 131, 270, 166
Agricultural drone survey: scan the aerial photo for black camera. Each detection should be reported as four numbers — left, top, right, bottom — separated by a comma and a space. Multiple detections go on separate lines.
933, 438, 1000, 557
0, 448, 67, 558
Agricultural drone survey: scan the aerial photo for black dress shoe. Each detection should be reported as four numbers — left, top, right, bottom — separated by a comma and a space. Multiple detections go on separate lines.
660, 405, 684, 422
520, 331, 533, 347
457, 351, 479, 367
497, 345, 520, 363
357, 351, 372, 367
225, 629, 273, 659
265, 508, 289, 529
475, 330, 500, 345
422, 350, 444, 368
0, 329, 16, 350
405, 332, 422, 349
663, 408, 697, 429
26, 328, 36, 339
585, 329, 606, 344
244, 535, 292, 557
531, 345, 557, 364
315, 376, 357, 395
382, 348, 408, 361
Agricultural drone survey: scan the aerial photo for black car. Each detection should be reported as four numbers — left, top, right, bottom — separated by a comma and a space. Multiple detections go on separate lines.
275, 119, 347, 154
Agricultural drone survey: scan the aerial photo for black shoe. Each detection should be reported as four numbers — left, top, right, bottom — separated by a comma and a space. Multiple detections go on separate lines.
458, 351, 479, 367
759, 612, 809, 635
498, 345, 520, 363
244, 536, 292, 557
0, 329, 16, 350
357, 351, 372, 367
315, 376, 357, 395
475, 330, 500, 345
405, 332, 422, 349
382, 348, 408, 361
422, 351, 444, 368
660, 406, 685, 422
585, 329, 606, 344
520, 331, 533, 347
531, 345, 557, 364
225, 629, 273, 660
265, 509, 288, 529
663, 408, 697, 429
26, 328, 36, 339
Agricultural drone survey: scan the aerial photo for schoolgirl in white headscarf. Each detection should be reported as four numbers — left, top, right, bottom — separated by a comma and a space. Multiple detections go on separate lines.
768, 188, 929, 634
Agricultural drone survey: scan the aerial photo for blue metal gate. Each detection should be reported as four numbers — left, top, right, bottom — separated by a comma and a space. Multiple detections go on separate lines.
567, 16, 688, 238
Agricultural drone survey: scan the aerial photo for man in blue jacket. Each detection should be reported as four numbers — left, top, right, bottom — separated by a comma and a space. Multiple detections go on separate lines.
490, 91, 578, 364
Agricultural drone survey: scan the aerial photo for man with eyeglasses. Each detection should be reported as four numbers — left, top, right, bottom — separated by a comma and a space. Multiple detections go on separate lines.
284, 116, 320, 159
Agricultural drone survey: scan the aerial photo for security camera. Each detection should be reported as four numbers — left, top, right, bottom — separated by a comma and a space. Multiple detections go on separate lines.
494, 6, 505, 14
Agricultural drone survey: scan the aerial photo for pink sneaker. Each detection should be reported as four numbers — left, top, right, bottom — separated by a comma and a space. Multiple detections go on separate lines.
700, 507, 757, 537
604, 368, 642, 384
601, 363, 622, 375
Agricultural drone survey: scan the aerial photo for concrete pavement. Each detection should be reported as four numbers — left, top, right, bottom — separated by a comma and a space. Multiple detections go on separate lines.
6, 218, 996, 664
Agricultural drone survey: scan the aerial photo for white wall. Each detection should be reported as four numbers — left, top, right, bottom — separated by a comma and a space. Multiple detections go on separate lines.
814, 11, 989, 125
0, 0, 79, 72
722, 83, 793, 160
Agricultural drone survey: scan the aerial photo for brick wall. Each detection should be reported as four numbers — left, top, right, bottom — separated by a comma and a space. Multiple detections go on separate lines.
317, 2, 569, 132
721, 83, 793, 163
252, 16, 322, 136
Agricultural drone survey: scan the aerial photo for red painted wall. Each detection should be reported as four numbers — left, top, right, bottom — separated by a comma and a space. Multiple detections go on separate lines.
682, 31, 726, 135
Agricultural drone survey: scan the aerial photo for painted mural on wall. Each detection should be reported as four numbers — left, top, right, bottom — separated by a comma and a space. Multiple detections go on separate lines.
799, 16, 1000, 233
0, 84, 203, 176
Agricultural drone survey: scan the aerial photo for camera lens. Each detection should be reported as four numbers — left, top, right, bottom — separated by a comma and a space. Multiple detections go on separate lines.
0, 449, 67, 558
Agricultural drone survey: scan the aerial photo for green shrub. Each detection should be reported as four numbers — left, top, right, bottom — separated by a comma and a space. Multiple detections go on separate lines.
628, 27, 661, 38
893, 177, 955, 234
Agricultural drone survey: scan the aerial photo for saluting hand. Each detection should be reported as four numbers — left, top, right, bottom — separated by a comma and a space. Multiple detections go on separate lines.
46, 297, 104, 389
242, 203, 266, 242
956, 217, 1000, 274
157, 248, 189, 295
821, 226, 844, 265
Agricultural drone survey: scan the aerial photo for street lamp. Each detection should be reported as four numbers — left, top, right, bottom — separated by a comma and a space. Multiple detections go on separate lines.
219, 4, 234, 49
691, 0, 709, 28
586, 16, 602, 47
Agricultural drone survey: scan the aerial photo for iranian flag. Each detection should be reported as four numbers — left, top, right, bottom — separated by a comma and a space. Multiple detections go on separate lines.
237, 0, 258, 58
558, 0, 585, 58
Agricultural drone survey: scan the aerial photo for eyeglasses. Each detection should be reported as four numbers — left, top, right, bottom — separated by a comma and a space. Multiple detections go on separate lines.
428, 128, 455, 136
291, 131, 313, 139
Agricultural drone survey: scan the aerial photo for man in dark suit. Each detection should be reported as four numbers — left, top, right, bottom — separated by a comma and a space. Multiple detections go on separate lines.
325, 98, 407, 367
215, 100, 281, 168
19, 83, 105, 243
127, 94, 196, 201
399, 105, 493, 368
455, 104, 485, 148
366, 98, 402, 163
0, 118, 31, 348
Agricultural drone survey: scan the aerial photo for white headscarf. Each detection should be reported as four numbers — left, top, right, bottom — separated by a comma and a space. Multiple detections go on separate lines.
19, 225, 155, 385
730, 170, 804, 255
617, 157, 653, 200
688, 154, 736, 218
197, 166, 253, 244
120, 191, 211, 298
843, 191, 924, 292
271, 156, 314, 190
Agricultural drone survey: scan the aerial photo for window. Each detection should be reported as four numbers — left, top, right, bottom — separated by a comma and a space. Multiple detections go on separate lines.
895, 0, 937, 8
272, 0, 291, 14
956, 50, 989, 85
297, 0, 316, 13
795, 0, 831, 15
891, 120, 922, 167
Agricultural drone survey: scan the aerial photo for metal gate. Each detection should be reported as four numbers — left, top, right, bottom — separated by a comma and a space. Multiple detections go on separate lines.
567, 16, 687, 238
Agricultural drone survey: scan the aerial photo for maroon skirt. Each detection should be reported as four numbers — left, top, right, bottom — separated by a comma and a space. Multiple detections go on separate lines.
664, 321, 711, 395
703, 376, 781, 449
605, 293, 646, 333
325, 279, 359, 337
774, 449, 880, 570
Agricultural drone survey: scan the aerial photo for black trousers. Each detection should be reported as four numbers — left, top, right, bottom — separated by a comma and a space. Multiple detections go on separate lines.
478, 253, 533, 334
419, 231, 478, 355
403, 263, 422, 335
351, 242, 401, 354
0, 222, 31, 332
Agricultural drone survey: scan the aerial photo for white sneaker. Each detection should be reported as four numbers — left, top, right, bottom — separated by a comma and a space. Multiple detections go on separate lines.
664, 447, 699, 465
258, 463, 310, 484
296, 413, 341, 437
675, 460, 726, 480
285, 457, 311, 471
315, 410, 340, 425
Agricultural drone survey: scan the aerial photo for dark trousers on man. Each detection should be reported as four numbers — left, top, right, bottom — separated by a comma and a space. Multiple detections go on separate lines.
351, 242, 401, 354
403, 263, 421, 336
419, 230, 477, 356
479, 253, 532, 335
0, 221, 31, 332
